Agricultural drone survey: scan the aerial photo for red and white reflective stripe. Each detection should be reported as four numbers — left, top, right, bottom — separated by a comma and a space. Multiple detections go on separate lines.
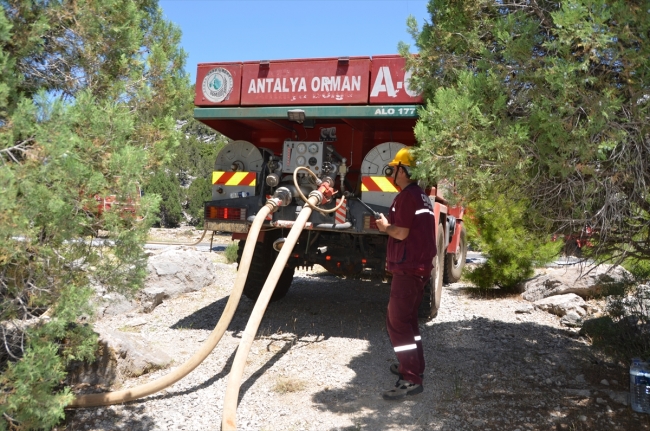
394, 343, 417, 352
414, 335, 422, 341
335, 198, 347, 224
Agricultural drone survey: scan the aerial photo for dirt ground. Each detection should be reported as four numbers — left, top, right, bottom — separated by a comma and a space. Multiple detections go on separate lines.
61, 228, 650, 430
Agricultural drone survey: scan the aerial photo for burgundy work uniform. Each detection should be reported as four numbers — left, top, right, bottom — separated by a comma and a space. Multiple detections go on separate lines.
386, 182, 437, 385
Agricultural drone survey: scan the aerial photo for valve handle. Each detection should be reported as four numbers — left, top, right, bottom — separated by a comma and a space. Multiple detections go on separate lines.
355, 198, 381, 220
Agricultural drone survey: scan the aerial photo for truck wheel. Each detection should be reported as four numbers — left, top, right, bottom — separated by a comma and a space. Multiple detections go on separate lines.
236, 234, 295, 302
419, 222, 444, 319
443, 225, 467, 284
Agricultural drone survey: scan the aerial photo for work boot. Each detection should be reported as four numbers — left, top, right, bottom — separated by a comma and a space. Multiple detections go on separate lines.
389, 363, 423, 379
382, 379, 423, 400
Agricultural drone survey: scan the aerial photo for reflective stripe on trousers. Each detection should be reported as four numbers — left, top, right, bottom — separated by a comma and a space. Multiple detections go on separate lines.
386, 272, 428, 385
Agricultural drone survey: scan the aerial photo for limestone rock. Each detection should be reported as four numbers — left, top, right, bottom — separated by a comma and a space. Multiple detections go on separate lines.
515, 304, 534, 314
607, 284, 650, 319
561, 311, 583, 327
140, 246, 216, 312
94, 292, 139, 318
67, 328, 172, 388
604, 390, 629, 406
534, 293, 587, 317
522, 264, 631, 302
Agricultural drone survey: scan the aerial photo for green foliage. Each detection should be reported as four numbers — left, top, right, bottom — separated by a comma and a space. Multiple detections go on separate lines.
623, 259, 650, 282
144, 170, 183, 228
465, 195, 562, 290
147, 95, 226, 228
224, 241, 239, 264
405, 0, 650, 262
186, 176, 211, 224
0, 1, 190, 428
0, 338, 72, 430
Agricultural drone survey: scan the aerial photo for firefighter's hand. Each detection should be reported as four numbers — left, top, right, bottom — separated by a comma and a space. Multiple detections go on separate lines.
376, 214, 389, 232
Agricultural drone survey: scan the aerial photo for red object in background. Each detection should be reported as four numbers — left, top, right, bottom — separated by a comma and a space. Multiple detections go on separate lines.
92, 183, 142, 219
551, 224, 594, 255
94, 194, 140, 218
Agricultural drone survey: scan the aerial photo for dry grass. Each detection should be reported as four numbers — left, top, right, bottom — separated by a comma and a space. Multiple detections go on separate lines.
117, 325, 141, 333
271, 377, 306, 394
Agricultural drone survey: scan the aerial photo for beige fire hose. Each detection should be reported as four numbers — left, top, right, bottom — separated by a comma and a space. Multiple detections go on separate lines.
146, 228, 209, 246
69, 200, 279, 408
221, 194, 319, 430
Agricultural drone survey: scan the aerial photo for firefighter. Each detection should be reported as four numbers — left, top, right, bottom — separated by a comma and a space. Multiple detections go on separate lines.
376, 147, 437, 400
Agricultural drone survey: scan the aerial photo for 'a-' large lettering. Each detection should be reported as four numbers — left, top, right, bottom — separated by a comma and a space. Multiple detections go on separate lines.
370, 66, 397, 98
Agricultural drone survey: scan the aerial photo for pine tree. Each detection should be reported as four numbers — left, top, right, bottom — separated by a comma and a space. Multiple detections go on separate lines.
0, 1, 190, 428
403, 0, 650, 263
146, 94, 226, 228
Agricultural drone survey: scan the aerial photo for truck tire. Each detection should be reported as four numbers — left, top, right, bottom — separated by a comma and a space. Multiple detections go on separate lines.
236, 234, 295, 302
443, 224, 467, 284
419, 222, 445, 319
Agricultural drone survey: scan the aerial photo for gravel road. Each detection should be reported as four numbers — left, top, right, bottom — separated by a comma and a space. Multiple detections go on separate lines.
63, 255, 649, 431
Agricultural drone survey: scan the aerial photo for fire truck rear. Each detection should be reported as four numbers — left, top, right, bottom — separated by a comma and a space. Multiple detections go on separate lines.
193, 55, 467, 318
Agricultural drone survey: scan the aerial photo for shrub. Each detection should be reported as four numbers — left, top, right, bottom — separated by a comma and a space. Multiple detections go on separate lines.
464, 195, 561, 291
0, 1, 189, 428
144, 171, 183, 228
224, 241, 239, 264
624, 258, 650, 282
185, 177, 212, 225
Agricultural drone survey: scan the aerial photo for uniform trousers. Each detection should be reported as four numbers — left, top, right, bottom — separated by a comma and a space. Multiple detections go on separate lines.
386, 271, 428, 385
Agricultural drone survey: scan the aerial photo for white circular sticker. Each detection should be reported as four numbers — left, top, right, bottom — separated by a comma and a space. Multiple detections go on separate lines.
202, 68, 234, 103
403, 70, 421, 98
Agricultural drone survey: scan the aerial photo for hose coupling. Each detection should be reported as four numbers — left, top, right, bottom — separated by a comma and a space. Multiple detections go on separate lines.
267, 187, 292, 209
308, 190, 324, 206
314, 176, 336, 204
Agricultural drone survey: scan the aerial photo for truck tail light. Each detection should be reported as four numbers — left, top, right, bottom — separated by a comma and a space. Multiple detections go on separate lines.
363, 215, 379, 230
205, 206, 247, 221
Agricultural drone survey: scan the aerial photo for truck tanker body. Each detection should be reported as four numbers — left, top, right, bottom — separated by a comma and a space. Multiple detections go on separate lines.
193, 55, 467, 318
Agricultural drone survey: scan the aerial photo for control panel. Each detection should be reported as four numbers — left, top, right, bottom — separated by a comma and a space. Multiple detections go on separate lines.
282, 141, 324, 174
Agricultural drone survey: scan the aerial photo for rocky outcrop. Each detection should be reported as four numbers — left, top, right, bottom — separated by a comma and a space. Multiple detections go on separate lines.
69, 245, 217, 387
607, 284, 650, 320
521, 264, 631, 302
94, 291, 139, 318
67, 327, 172, 388
534, 293, 588, 317
140, 246, 217, 312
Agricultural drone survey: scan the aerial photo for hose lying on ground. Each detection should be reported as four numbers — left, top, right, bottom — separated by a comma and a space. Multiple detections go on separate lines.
221, 195, 319, 431
68, 203, 276, 408
145, 228, 209, 246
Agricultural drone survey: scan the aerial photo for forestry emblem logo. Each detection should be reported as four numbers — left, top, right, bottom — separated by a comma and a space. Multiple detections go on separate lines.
203, 68, 233, 103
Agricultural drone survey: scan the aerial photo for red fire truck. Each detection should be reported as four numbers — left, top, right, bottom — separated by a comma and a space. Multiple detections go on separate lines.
193, 55, 467, 318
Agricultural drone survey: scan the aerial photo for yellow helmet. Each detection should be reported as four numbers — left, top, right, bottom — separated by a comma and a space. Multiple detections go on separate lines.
388, 147, 415, 167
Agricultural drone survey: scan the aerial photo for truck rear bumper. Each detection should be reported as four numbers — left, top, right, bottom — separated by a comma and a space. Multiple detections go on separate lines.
204, 220, 251, 233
